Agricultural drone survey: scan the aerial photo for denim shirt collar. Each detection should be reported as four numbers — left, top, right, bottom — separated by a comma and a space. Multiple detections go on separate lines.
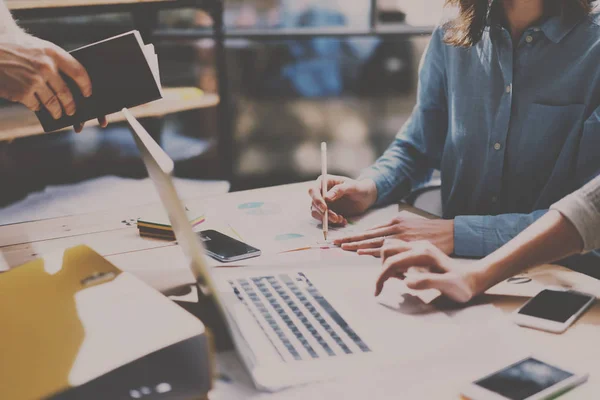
538, 15, 581, 43
487, 8, 582, 44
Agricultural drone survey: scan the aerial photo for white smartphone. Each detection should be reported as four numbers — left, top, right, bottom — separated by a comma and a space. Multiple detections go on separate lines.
512, 289, 595, 333
461, 356, 588, 400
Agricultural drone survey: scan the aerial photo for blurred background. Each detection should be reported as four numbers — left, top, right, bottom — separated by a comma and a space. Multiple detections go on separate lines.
0, 0, 446, 206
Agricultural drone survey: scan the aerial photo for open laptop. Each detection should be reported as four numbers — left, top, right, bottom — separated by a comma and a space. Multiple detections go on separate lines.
123, 109, 454, 392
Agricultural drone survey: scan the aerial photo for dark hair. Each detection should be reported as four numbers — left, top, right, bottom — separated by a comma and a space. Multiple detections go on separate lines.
443, 0, 595, 47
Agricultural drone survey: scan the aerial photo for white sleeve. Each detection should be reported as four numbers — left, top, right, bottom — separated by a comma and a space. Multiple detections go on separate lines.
551, 175, 600, 253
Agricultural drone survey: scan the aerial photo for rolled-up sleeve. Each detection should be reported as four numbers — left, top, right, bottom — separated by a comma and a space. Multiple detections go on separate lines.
551, 174, 600, 253
359, 26, 448, 206
454, 210, 548, 258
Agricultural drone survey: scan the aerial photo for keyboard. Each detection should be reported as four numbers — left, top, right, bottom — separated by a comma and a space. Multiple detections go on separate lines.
229, 272, 370, 362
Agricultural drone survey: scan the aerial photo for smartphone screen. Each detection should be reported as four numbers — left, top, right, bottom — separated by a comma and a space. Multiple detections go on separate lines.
518, 290, 593, 323
198, 230, 260, 261
474, 357, 573, 400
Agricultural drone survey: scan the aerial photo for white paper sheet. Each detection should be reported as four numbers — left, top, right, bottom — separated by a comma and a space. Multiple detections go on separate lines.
143, 43, 163, 96
226, 201, 408, 256
486, 264, 600, 298
0, 176, 229, 225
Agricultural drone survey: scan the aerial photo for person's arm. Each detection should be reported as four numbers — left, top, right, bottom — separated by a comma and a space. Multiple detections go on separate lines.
453, 210, 548, 258
454, 105, 600, 259
375, 174, 600, 302
0, 0, 107, 132
469, 210, 584, 292
0, 1, 22, 35
552, 176, 600, 252
358, 26, 448, 206
309, 26, 449, 225
473, 174, 600, 290
373, 212, 583, 303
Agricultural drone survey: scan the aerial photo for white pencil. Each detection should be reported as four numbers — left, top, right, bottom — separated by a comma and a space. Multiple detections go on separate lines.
321, 142, 328, 241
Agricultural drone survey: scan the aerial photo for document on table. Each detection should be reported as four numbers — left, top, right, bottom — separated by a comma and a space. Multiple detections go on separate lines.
224, 199, 422, 256
0, 176, 229, 225
486, 263, 600, 298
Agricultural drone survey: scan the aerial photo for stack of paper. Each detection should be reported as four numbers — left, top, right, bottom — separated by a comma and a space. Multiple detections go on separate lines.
137, 207, 204, 240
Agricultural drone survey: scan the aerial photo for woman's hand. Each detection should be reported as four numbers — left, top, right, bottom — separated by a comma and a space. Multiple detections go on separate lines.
0, 32, 107, 132
308, 175, 377, 225
334, 216, 455, 255
374, 239, 481, 303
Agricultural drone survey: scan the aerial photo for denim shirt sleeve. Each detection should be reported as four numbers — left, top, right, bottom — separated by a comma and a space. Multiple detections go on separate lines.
359, 27, 448, 206
454, 106, 600, 258
454, 210, 548, 258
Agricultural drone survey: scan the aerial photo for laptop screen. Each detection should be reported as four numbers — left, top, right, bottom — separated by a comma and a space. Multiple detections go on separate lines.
122, 108, 220, 302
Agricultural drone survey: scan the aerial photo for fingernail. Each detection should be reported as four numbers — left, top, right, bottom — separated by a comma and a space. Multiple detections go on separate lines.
84, 88, 92, 97
318, 205, 326, 213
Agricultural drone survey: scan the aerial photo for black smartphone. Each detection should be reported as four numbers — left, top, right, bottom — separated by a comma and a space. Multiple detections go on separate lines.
197, 230, 261, 262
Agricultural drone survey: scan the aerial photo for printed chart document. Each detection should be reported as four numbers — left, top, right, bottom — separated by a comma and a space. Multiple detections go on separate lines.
221, 187, 424, 257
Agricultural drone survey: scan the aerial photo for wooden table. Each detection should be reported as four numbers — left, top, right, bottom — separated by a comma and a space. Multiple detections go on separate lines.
1, 182, 599, 398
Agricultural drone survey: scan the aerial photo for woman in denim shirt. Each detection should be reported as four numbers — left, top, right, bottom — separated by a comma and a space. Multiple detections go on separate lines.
309, 0, 600, 276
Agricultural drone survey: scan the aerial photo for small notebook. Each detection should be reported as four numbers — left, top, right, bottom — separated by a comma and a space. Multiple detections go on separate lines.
36, 31, 163, 132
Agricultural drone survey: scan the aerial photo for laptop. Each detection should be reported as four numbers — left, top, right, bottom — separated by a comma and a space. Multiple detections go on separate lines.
123, 108, 448, 392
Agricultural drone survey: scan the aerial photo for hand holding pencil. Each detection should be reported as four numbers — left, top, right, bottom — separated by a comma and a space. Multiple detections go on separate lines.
308, 148, 379, 228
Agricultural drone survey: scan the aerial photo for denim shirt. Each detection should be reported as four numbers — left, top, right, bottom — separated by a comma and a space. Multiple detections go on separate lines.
360, 13, 600, 271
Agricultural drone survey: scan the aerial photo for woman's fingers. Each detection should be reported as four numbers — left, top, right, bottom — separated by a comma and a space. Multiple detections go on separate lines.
380, 239, 410, 261
341, 237, 385, 251
374, 251, 436, 296
334, 225, 396, 246
404, 273, 440, 291
308, 181, 327, 214
366, 219, 397, 231
404, 272, 473, 303
356, 248, 382, 257
311, 205, 346, 225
